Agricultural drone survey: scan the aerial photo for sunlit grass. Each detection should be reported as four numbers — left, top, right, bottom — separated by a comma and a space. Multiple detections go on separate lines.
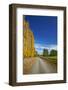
47, 56, 57, 64
40, 56, 57, 64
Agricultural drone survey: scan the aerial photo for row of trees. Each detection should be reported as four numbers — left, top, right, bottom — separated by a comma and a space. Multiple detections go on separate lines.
43, 49, 57, 56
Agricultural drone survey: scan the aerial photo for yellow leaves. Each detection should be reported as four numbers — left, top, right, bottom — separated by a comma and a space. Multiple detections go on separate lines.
23, 20, 35, 58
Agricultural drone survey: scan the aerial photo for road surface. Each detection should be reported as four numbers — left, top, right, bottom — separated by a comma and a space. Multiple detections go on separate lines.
30, 57, 57, 74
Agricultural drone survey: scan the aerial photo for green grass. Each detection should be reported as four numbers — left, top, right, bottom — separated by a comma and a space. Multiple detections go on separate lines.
40, 56, 57, 64
46, 56, 57, 64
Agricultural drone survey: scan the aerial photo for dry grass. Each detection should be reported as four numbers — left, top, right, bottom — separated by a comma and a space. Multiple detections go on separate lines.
23, 57, 36, 74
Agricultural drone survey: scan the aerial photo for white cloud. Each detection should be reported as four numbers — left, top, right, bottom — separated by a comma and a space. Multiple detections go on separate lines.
35, 43, 57, 54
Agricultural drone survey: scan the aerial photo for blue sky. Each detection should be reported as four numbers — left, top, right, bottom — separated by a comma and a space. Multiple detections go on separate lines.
24, 15, 57, 54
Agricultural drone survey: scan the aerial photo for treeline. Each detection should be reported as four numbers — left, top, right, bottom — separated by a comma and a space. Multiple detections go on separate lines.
43, 49, 57, 56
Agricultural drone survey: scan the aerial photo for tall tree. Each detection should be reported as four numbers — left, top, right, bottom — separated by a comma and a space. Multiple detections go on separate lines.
50, 49, 57, 56
43, 49, 48, 56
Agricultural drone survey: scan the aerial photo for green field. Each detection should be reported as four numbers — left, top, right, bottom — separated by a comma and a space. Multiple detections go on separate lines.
46, 56, 57, 64
40, 56, 57, 64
